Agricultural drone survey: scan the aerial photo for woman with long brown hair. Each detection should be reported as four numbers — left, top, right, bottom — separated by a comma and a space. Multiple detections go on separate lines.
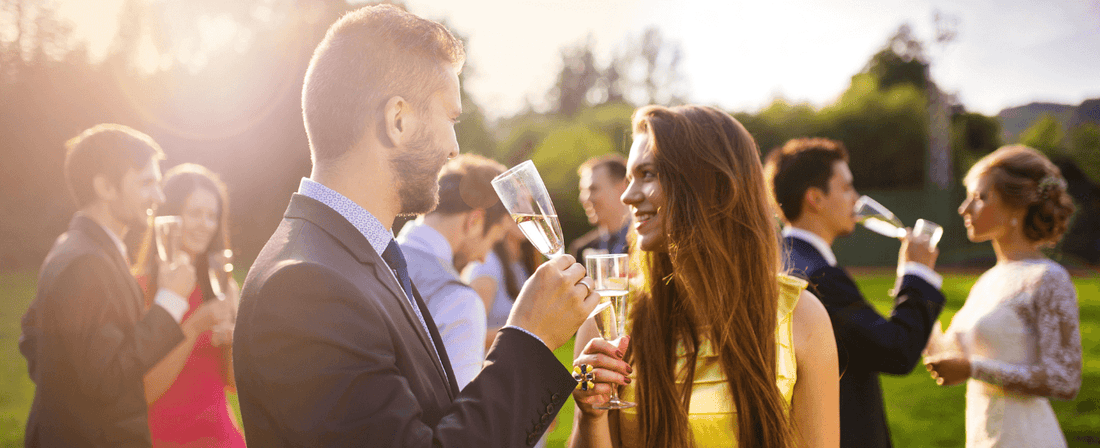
569, 105, 839, 448
134, 163, 244, 447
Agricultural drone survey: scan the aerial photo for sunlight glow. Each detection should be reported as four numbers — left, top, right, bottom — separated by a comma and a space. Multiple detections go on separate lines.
50, 0, 1100, 120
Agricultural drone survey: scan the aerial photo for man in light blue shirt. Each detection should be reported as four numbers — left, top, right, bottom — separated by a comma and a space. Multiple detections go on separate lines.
398, 154, 509, 389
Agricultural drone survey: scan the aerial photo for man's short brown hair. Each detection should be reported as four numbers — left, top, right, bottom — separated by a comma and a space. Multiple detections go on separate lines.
434, 154, 507, 234
763, 137, 849, 223
578, 154, 627, 182
64, 124, 165, 207
302, 4, 465, 163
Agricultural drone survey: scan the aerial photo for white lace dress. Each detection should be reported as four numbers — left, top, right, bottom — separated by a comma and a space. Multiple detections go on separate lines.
941, 258, 1082, 448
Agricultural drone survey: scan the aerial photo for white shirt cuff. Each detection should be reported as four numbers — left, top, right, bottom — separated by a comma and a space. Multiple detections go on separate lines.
898, 262, 943, 289
501, 325, 548, 348
154, 289, 190, 324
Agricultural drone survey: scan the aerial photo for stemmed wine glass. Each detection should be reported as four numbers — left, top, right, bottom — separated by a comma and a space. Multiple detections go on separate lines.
207, 249, 234, 301
491, 160, 565, 258
585, 253, 635, 410
853, 196, 943, 248
153, 216, 182, 264
208, 249, 235, 346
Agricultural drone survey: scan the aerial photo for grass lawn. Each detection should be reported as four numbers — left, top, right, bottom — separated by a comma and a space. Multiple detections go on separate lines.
2, 269, 1098, 447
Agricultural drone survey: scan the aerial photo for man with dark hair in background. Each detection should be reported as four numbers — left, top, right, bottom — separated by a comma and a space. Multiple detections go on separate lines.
763, 137, 946, 448
397, 154, 510, 390
570, 154, 631, 259
233, 5, 600, 447
20, 124, 218, 447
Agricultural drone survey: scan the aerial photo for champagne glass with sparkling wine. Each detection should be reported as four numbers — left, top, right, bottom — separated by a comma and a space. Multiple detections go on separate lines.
208, 249, 235, 346
585, 253, 635, 410
154, 216, 182, 264
853, 196, 943, 248
491, 160, 565, 257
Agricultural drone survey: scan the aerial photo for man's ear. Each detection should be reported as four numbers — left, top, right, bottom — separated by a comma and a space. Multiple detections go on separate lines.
464, 209, 486, 235
92, 174, 118, 203
382, 95, 414, 148
803, 187, 825, 214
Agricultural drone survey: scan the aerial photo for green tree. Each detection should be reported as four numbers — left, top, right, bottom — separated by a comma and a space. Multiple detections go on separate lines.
820, 74, 928, 189
864, 24, 929, 91
1069, 123, 1100, 183
1018, 113, 1066, 157
951, 112, 1002, 179
550, 36, 601, 117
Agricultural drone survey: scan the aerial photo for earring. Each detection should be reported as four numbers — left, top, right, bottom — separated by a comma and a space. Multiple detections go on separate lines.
1010, 218, 1018, 227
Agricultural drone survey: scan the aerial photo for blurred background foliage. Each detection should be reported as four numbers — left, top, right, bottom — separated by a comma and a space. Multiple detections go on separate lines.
0, 0, 1097, 271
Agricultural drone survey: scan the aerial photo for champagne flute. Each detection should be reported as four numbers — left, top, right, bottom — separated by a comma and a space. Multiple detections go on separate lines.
853, 196, 906, 239
854, 196, 943, 249
207, 249, 234, 302
208, 249, 235, 345
914, 219, 944, 249
586, 253, 635, 410
153, 216, 183, 264
491, 160, 565, 258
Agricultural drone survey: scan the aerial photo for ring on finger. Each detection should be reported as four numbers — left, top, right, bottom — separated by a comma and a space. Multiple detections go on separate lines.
573, 364, 596, 391
577, 278, 592, 295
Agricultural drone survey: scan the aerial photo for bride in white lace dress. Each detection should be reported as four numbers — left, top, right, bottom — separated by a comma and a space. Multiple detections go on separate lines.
925, 145, 1082, 448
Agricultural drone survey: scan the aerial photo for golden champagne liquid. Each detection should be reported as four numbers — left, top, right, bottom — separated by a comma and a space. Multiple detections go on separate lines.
513, 213, 564, 257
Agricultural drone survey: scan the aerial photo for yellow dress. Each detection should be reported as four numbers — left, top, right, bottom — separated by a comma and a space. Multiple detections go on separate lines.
617, 274, 806, 447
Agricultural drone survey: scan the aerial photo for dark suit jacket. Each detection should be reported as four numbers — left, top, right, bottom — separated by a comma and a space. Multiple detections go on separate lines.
568, 223, 629, 261
233, 194, 577, 447
19, 215, 184, 447
783, 236, 945, 448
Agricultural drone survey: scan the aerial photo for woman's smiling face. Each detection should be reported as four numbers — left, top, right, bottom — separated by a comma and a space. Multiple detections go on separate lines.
621, 132, 667, 253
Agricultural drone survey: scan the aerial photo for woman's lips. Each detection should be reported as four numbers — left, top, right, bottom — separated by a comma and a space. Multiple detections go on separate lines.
633, 211, 655, 230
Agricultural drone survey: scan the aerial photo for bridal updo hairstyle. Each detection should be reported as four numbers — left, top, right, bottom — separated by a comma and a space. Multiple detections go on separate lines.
965, 145, 1075, 244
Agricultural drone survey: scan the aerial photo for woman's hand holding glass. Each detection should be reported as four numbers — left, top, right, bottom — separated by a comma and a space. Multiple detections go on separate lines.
923, 321, 970, 386
208, 280, 239, 347
572, 336, 632, 416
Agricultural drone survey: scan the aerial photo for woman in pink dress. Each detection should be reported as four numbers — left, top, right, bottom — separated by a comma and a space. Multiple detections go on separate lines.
135, 163, 245, 447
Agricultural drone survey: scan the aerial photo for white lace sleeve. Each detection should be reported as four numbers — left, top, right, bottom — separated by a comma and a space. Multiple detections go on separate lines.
969, 266, 1082, 400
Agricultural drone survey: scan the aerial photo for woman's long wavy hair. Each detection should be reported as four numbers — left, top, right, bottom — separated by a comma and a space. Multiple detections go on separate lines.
134, 163, 232, 308
626, 105, 793, 448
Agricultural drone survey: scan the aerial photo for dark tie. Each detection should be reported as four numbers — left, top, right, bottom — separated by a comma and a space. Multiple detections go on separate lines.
381, 240, 436, 350
382, 240, 415, 301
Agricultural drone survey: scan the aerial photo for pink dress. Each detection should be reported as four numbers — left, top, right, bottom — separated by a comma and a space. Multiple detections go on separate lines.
147, 285, 246, 447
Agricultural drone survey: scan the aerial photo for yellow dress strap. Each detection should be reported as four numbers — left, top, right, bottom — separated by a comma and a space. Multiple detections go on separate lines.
774, 273, 805, 410
776, 274, 806, 320
617, 274, 808, 448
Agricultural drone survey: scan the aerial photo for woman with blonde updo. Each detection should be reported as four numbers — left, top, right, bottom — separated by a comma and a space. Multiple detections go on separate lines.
925, 145, 1081, 447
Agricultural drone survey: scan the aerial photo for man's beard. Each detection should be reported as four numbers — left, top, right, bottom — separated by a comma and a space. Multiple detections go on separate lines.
391, 128, 446, 217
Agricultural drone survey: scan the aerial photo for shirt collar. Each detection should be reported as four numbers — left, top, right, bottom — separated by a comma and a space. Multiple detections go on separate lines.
298, 178, 392, 257
782, 226, 837, 266
396, 220, 454, 264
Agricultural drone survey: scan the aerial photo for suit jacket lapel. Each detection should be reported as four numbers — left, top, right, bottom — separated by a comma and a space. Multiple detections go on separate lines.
284, 195, 454, 390
72, 216, 143, 304
411, 284, 459, 397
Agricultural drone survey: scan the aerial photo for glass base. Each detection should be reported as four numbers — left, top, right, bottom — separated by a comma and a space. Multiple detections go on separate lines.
593, 398, 636, 410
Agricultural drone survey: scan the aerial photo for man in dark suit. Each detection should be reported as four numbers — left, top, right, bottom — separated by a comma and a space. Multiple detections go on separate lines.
20, 124, 202, 447
569, 155, 631, 260
232, 5, 602, 447
764, 138, 946, 448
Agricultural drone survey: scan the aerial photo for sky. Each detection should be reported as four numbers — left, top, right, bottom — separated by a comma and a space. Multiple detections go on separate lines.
57, 0, 1100, 121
